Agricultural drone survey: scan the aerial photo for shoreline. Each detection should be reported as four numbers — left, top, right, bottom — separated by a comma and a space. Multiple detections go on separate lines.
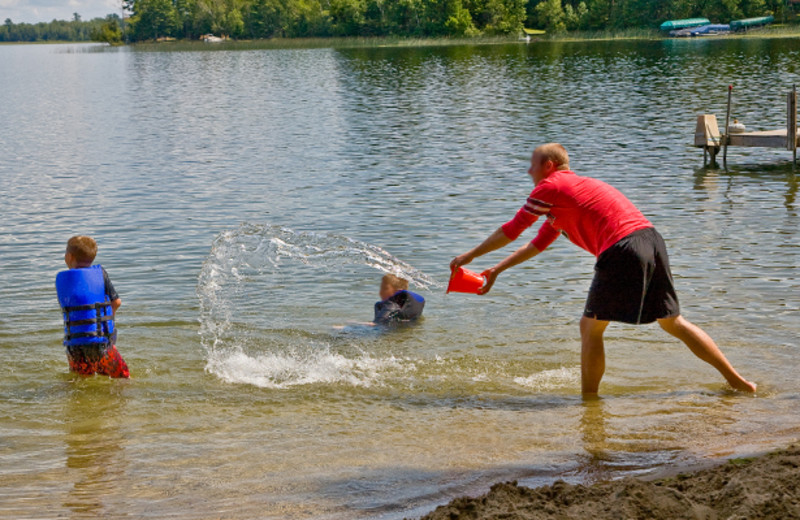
108, 26, 800, 50
3, 25, 800, 50
417, 443, 800, 519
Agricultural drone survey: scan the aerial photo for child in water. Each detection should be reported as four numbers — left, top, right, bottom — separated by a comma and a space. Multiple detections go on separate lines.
373, 274, 425, 325
55, 236, 130, 378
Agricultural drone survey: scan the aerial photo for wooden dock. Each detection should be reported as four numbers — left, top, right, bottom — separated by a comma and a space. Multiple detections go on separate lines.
694, 86, 798, 167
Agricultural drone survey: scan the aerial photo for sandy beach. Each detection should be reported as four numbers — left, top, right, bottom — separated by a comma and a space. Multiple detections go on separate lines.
420, 444, 800, 519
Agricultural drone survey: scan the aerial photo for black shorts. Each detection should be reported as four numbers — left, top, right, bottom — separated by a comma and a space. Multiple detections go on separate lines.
584, 227, 680, 324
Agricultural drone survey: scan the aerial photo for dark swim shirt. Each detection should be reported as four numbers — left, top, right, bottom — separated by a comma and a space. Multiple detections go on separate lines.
373, 290, 425, 324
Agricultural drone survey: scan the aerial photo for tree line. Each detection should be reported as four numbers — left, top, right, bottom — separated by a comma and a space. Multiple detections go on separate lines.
1, 0, 793, 43
1, 14, 123, 43
532, 0, 788, 32
120, 0, 795, 40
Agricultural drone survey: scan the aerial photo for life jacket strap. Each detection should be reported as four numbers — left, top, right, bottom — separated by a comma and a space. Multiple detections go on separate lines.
65, 315, 113, 327
66, 331, 111, 340
62, 302, 114, 343
62, 302, 113, 312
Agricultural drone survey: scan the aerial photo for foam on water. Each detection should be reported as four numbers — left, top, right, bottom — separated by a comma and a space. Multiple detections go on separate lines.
197, 223, 436, 388
206, 346, 409, 389
514, 367, 580, 391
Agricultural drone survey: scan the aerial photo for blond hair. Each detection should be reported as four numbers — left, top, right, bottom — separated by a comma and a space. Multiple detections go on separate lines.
66, 236, 98, 264
382, 274, 409, 291
535, 143, 570, 170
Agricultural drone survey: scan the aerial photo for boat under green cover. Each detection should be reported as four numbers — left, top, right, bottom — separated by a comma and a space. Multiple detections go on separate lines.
730, 16, 774, 30
659, 18, 710, 31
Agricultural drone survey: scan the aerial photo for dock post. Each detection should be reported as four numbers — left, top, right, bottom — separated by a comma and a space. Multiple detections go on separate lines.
792, 85, 797, 169
723, 85, 732, 168
695, 115, 720, 166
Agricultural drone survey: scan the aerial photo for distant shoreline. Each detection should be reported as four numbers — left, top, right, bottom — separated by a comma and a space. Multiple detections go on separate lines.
3, 25, 800, 50
0, 40, 90, 45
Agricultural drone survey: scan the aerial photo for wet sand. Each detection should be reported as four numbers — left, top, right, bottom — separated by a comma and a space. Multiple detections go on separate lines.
419, 444, 800, 519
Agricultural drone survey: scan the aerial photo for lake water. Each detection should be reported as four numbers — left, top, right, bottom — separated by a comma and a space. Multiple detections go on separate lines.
0, 38, 798, 519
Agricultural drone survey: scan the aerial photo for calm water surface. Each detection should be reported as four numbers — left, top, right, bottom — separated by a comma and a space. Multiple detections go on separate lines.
1, 38, 798, 519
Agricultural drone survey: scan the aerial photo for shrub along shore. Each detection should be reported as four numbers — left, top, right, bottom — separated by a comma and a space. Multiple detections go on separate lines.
111, 24, 800, 51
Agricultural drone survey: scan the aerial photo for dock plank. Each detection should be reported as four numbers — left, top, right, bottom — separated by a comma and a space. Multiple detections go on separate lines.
728, 129, 798, 149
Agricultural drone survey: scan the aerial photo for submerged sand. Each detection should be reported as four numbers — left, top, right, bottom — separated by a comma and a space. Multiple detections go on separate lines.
419, 445, 800, 519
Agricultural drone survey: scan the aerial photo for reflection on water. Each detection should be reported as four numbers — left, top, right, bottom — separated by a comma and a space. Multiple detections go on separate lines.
580, 398, 610, 465
694, 163, 798, 216
575, 396, 673, 483
62, 383, 128, 519
0, 39, 798, 519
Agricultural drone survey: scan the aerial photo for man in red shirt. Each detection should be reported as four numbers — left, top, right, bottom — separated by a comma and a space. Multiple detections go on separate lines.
450, 143, 756, 395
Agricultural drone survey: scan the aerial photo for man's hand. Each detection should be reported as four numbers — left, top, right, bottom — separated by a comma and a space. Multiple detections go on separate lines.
450, 228, 513, 278
478, 268, 498, 295
449, 253, 473, 275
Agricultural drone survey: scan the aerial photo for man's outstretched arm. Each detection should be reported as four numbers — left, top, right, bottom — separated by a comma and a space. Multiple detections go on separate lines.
479, 241, 541, 294
450, 227, 512, 272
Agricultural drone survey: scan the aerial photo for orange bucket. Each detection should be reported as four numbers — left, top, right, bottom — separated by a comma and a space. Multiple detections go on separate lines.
447, 267, 485, 294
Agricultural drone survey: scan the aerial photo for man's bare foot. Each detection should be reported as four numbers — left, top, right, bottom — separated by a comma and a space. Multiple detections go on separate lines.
731, 379, 757, 393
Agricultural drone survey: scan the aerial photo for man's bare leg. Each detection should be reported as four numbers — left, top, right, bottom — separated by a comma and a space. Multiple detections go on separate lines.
658, 315, 756, 392
580, 316, 610, 395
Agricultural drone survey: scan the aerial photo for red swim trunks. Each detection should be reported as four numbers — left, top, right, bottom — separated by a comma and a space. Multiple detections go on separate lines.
66, 344, 130, 378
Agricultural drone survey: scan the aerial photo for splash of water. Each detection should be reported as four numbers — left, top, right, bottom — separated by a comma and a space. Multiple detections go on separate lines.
196, 223, 438, 388
514, 367, 580, 392
206, 346, 409, 389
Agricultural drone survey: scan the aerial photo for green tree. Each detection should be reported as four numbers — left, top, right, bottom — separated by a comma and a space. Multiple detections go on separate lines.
227, 9, 245, 36
581, 0, 612, 29
612, 0, 669, 28
329, 0, 367, 35
470, 0, 527, 33
0, 14, 126, 42
246, 0, 289, 37
196, 0, 228, 35
363, 0, 392, 35
741, 0, 768, 17
445, 3, 478, 35
389, 0, 424, 35
91, 16, 123, 44
1, 0, 791, 42
534, 0, 566, 32
173, 0, 197, 38
701, 0, 743, 22
663, 0, 696, 19
127, 0, 179, 40
284, 0, 331, 37
563, 2, 579, 29
420, 0, 478, 36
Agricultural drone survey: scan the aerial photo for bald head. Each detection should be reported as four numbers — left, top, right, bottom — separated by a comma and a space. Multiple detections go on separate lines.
534, 143, 569, 170
528, 143, 570, 185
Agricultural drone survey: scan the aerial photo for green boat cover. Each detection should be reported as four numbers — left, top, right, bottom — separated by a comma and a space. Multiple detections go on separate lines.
659, 18, 710, 31
730, 16, 774, 30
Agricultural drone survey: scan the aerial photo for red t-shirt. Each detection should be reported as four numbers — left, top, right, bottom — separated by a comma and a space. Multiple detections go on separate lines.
501, 170, 652, 257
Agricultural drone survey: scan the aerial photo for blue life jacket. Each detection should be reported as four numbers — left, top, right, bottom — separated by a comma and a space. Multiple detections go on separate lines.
55, 265, 116, 347
374, 290, 425, 324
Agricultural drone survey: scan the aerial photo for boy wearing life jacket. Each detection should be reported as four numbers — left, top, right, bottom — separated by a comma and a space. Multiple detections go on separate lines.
374, 274, 425, 325
55, 236, 129, 378
450, 143, 755, 395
